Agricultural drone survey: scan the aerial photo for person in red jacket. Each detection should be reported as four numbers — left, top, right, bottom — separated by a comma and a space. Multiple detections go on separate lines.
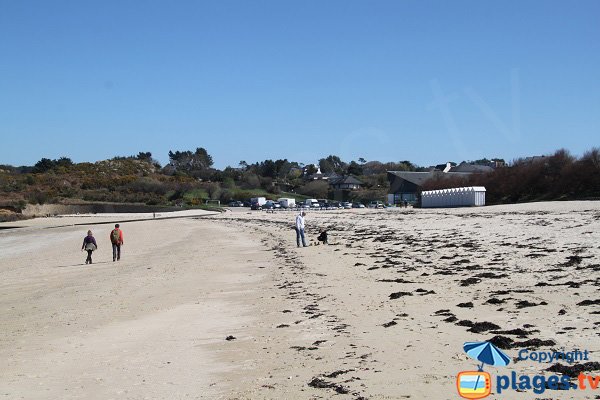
110, 224, 124, 262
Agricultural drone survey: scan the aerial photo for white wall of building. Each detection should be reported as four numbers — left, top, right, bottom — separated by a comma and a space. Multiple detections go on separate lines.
421, 187, 486, 208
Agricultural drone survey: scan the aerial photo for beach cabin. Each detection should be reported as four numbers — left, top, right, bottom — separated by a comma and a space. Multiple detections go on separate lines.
421, 186, 486, 208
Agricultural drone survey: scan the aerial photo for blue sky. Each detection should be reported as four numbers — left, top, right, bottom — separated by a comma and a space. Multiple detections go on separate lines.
1, 1, 598, 168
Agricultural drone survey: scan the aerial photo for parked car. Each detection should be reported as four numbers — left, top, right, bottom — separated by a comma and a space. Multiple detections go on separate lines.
250, 202, 262, 210
243, 201, 252, 207
320, 201, 337, 210
278, 198, 296, 208
369, 201, 384, 209
341, 202, 352, 209
228, 201, 243, 207
251, 197, 267, 206
305, 199, 320, 208
352, 202, 366, 208
263, 200, 281, 209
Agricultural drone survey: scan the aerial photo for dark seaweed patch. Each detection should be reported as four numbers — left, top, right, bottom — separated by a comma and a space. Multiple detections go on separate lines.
389, 292, 413, 299
546, 362, 600, 378
460, 277, 482, 286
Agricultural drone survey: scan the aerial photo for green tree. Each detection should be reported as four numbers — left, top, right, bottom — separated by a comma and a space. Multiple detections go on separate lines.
168, 147, 214, 172
319, 155, 347, 174
194, 147, 214, 169
33, 158, 55, 173
347, 161, 363, 176
274, 159, 292, 178
137, 152, 153, 161
260, 160, 278, 178
305, 164, 318, 175
55, 157, 73, 168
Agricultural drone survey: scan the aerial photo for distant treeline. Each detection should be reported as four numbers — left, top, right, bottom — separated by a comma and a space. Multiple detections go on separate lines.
421, 148, 600, 204
1, 147, 597, 210
0, 149, 422, 208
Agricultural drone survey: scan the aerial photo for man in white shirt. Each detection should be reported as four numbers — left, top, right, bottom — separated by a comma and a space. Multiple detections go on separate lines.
295, 211, 307, 248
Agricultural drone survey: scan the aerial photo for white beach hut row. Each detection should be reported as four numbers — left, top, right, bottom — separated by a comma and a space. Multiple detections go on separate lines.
421, 186, 486, 208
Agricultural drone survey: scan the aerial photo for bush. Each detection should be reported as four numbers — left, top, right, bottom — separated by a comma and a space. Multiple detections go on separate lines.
297, 181, 329, 199
183, 188, 208, 205
125, 177, 168, 195
27, 190, 48, 205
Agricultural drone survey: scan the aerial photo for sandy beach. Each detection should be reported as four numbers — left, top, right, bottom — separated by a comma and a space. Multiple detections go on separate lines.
1, 201, 600, 399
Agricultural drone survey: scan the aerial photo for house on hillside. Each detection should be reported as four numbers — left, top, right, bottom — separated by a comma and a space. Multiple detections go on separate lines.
304, 166, 340, 181
521, 155, 547, 164
329, 175, 363, 190
449, 162, 494, 173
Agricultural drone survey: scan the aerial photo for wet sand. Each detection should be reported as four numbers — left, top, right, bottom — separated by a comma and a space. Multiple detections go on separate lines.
1, 201, 599, 399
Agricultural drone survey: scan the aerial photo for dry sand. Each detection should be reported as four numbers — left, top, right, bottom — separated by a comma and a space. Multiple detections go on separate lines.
1, 201, 599, 399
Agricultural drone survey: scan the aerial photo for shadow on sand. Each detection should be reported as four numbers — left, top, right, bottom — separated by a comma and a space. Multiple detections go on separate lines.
55, 261, 111, 268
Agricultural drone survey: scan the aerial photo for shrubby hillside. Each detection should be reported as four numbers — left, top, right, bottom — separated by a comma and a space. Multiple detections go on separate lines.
0, 148, 422, 210
1, 147, 598, 215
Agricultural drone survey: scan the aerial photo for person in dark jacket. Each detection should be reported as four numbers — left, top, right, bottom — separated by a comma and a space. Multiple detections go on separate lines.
81, 230, 98, 264
110, 224, 124, 262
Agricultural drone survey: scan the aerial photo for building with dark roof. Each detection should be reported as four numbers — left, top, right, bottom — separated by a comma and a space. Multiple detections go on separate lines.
304, 166, 340, 181
449, 162, 494, 173
329, 175, 363, 190
387, 170, 475, 205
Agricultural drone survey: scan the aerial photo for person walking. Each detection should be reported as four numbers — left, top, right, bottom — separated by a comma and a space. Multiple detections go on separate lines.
295, 211, 307, 248
110, 224, 124, 262
81, 230, 98, 264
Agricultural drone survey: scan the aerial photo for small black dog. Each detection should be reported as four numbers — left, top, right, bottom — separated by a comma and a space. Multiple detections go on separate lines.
317, 231, 328, 244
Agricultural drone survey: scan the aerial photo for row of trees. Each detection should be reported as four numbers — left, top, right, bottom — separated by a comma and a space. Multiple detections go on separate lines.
11, 147, 419, 181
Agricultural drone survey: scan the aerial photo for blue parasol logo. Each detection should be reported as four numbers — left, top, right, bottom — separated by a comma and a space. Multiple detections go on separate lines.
457, 341, 511, 398
464, 341, 511, 370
